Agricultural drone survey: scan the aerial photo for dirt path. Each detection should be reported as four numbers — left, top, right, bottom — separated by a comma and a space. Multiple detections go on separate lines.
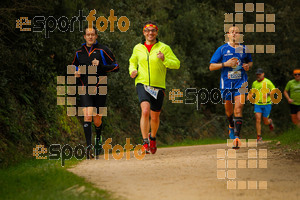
68, 143, 300, 200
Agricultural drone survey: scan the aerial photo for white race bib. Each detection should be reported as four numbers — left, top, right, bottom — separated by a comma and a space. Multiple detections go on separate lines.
228, 71, 242, 79
144, 85, 159, 99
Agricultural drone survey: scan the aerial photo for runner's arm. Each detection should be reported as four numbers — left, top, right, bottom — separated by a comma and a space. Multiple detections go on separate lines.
209, 46, 223, 71
284, 82, 293, 103
248, 62, 253, 68
283, 90, 292, 102
209, 58, 239, 71
72, 51, 81, 78
98, 47, 119, 73
163, 46, 180, 69
243, 51, 253, 70
209, 63, 223, 71
99, 63, 119, 73
245, 62, 253, 68
267, 80, 276, 95
129, 46, 138, 76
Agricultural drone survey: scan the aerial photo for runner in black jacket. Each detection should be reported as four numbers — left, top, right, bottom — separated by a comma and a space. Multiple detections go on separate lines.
72, 26, 119, 159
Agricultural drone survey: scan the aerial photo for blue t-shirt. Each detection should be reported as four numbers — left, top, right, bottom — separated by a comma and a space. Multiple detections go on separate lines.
210, 43, 252, 89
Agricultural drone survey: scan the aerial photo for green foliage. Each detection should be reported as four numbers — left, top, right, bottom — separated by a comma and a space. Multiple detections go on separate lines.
0, 159, 114, 200
0, 0, 86, 167
272, 128, 300, 150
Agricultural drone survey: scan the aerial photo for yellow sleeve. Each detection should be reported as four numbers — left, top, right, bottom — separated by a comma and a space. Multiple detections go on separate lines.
129, 46, 138, 75
162, 45, 180, 69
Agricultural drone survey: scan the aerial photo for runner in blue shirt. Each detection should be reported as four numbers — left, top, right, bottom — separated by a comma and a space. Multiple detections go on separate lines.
209, 26, 253, 148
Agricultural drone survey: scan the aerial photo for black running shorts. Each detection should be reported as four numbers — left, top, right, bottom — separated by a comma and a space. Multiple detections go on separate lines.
79, 94, 106, 108
289, 104, 300, 114
136, 83, 165, 112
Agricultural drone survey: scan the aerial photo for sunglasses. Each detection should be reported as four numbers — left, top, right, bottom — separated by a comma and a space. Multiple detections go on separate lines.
144, 29, 157, 33
294, 74, 300, 76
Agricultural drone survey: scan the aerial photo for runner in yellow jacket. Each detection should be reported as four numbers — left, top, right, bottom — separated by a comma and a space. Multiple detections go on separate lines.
129, 21, 180, 154
248, 68, 275, 142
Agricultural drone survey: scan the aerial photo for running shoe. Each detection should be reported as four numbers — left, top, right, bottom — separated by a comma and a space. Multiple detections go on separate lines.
142, 142, 150, 154
228, 125, 235, 139
269, 119, 274, 131
149, 133, 157, 154
86, 147, 95, 159
95, 135, 103, 159
257, 135, 263, 142
232, 137, 241, 149
95, 144, 102, 160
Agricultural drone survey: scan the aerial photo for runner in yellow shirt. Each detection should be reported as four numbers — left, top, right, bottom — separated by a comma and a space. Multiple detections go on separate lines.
129, 21, 180, 154
249, 68, 275, 141
284, 69, 300, 127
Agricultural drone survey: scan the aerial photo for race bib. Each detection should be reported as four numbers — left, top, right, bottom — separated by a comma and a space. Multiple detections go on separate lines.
228, 71, 242, 79
144, 85, 159, 99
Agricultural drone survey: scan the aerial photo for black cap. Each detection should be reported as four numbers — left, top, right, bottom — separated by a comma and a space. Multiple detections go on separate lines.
256, 68, 264, 74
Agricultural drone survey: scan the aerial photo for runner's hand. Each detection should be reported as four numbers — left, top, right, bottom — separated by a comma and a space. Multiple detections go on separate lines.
157, 51, 165, 61
92, 58, 99, 66
130, 70, 138, 78
75, 69, 80, 78
224, 58, 237, 67
242, 63, 250, 71
288, 98, 294, 104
